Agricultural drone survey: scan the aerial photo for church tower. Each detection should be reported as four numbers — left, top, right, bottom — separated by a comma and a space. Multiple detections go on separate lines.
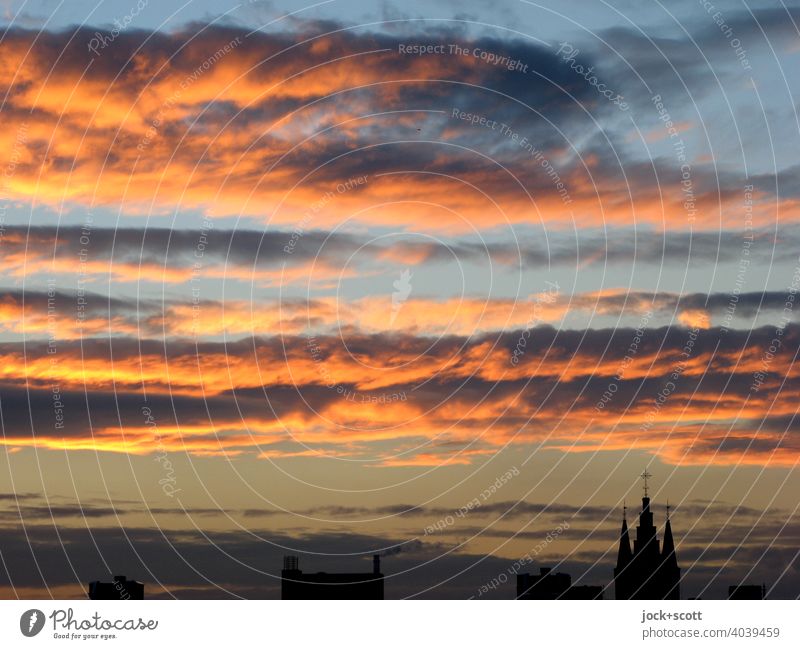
613, 471, 681, 599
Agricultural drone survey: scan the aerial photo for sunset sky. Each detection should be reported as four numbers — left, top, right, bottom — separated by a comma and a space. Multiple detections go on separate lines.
1, 0, 799, 599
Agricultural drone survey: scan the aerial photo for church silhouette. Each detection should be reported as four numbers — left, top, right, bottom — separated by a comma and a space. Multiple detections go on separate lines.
613, 471, 680, 599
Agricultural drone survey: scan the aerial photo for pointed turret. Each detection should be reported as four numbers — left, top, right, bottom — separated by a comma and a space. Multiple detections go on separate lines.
661, 508, 678, 568
613, 505, 633, 599
659, 504, 681, 599
616, 507, 632, 567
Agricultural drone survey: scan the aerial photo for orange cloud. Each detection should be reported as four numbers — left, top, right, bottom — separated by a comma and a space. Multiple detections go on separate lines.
0, 25, 792, 231
0, 325, 797, 467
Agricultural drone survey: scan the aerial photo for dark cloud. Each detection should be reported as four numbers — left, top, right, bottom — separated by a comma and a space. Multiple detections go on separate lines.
1, 513, 796, 598
5, 225, 800, 286
0, 324, 797, 467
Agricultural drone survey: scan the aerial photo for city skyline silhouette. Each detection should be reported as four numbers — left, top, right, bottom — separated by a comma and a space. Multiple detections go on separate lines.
1, 0, 798, 605
77, 474, 775, 600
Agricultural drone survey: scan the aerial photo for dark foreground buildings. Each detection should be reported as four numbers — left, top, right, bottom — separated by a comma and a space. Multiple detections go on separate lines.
614, 482, 680, 599
517, 567, 604, 599
728, 584, 766, 600
281, 555, 384, 599
87, 575, 144, 600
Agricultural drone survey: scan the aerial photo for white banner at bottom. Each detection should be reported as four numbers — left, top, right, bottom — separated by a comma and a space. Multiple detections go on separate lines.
0, 600, 796, 647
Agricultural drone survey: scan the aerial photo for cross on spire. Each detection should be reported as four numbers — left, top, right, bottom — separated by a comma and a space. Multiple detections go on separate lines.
640, 469, 653, 497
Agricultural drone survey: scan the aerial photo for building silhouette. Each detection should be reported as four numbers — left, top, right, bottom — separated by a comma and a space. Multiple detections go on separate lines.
281, 555, 384, 599
614, 472, 680, 599
87, 575, 144, 600
728, 584, 766, 600
567, 584, 605, 600
517, 567, 603, 599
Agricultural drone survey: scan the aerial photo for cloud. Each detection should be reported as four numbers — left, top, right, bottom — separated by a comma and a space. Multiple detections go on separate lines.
4, 225, 800, 290
5, 286, 795, 340
0, 23, 586, 226
0, 324, 797, 465
0, 510, 796, 598
0, 21, 796, 230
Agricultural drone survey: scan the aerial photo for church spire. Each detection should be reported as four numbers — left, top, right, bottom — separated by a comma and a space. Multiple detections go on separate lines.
660, 501, 681, 599
616, 505, 632, 568
662, 506, 678, 568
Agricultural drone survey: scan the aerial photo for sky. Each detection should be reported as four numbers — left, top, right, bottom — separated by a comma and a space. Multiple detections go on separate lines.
0, 0, 799, 599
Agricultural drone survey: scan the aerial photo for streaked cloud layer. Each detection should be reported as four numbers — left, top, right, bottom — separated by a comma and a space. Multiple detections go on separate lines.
2, 18, 799, 229
1, 1, 799, 600
1, 325, 798, 467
